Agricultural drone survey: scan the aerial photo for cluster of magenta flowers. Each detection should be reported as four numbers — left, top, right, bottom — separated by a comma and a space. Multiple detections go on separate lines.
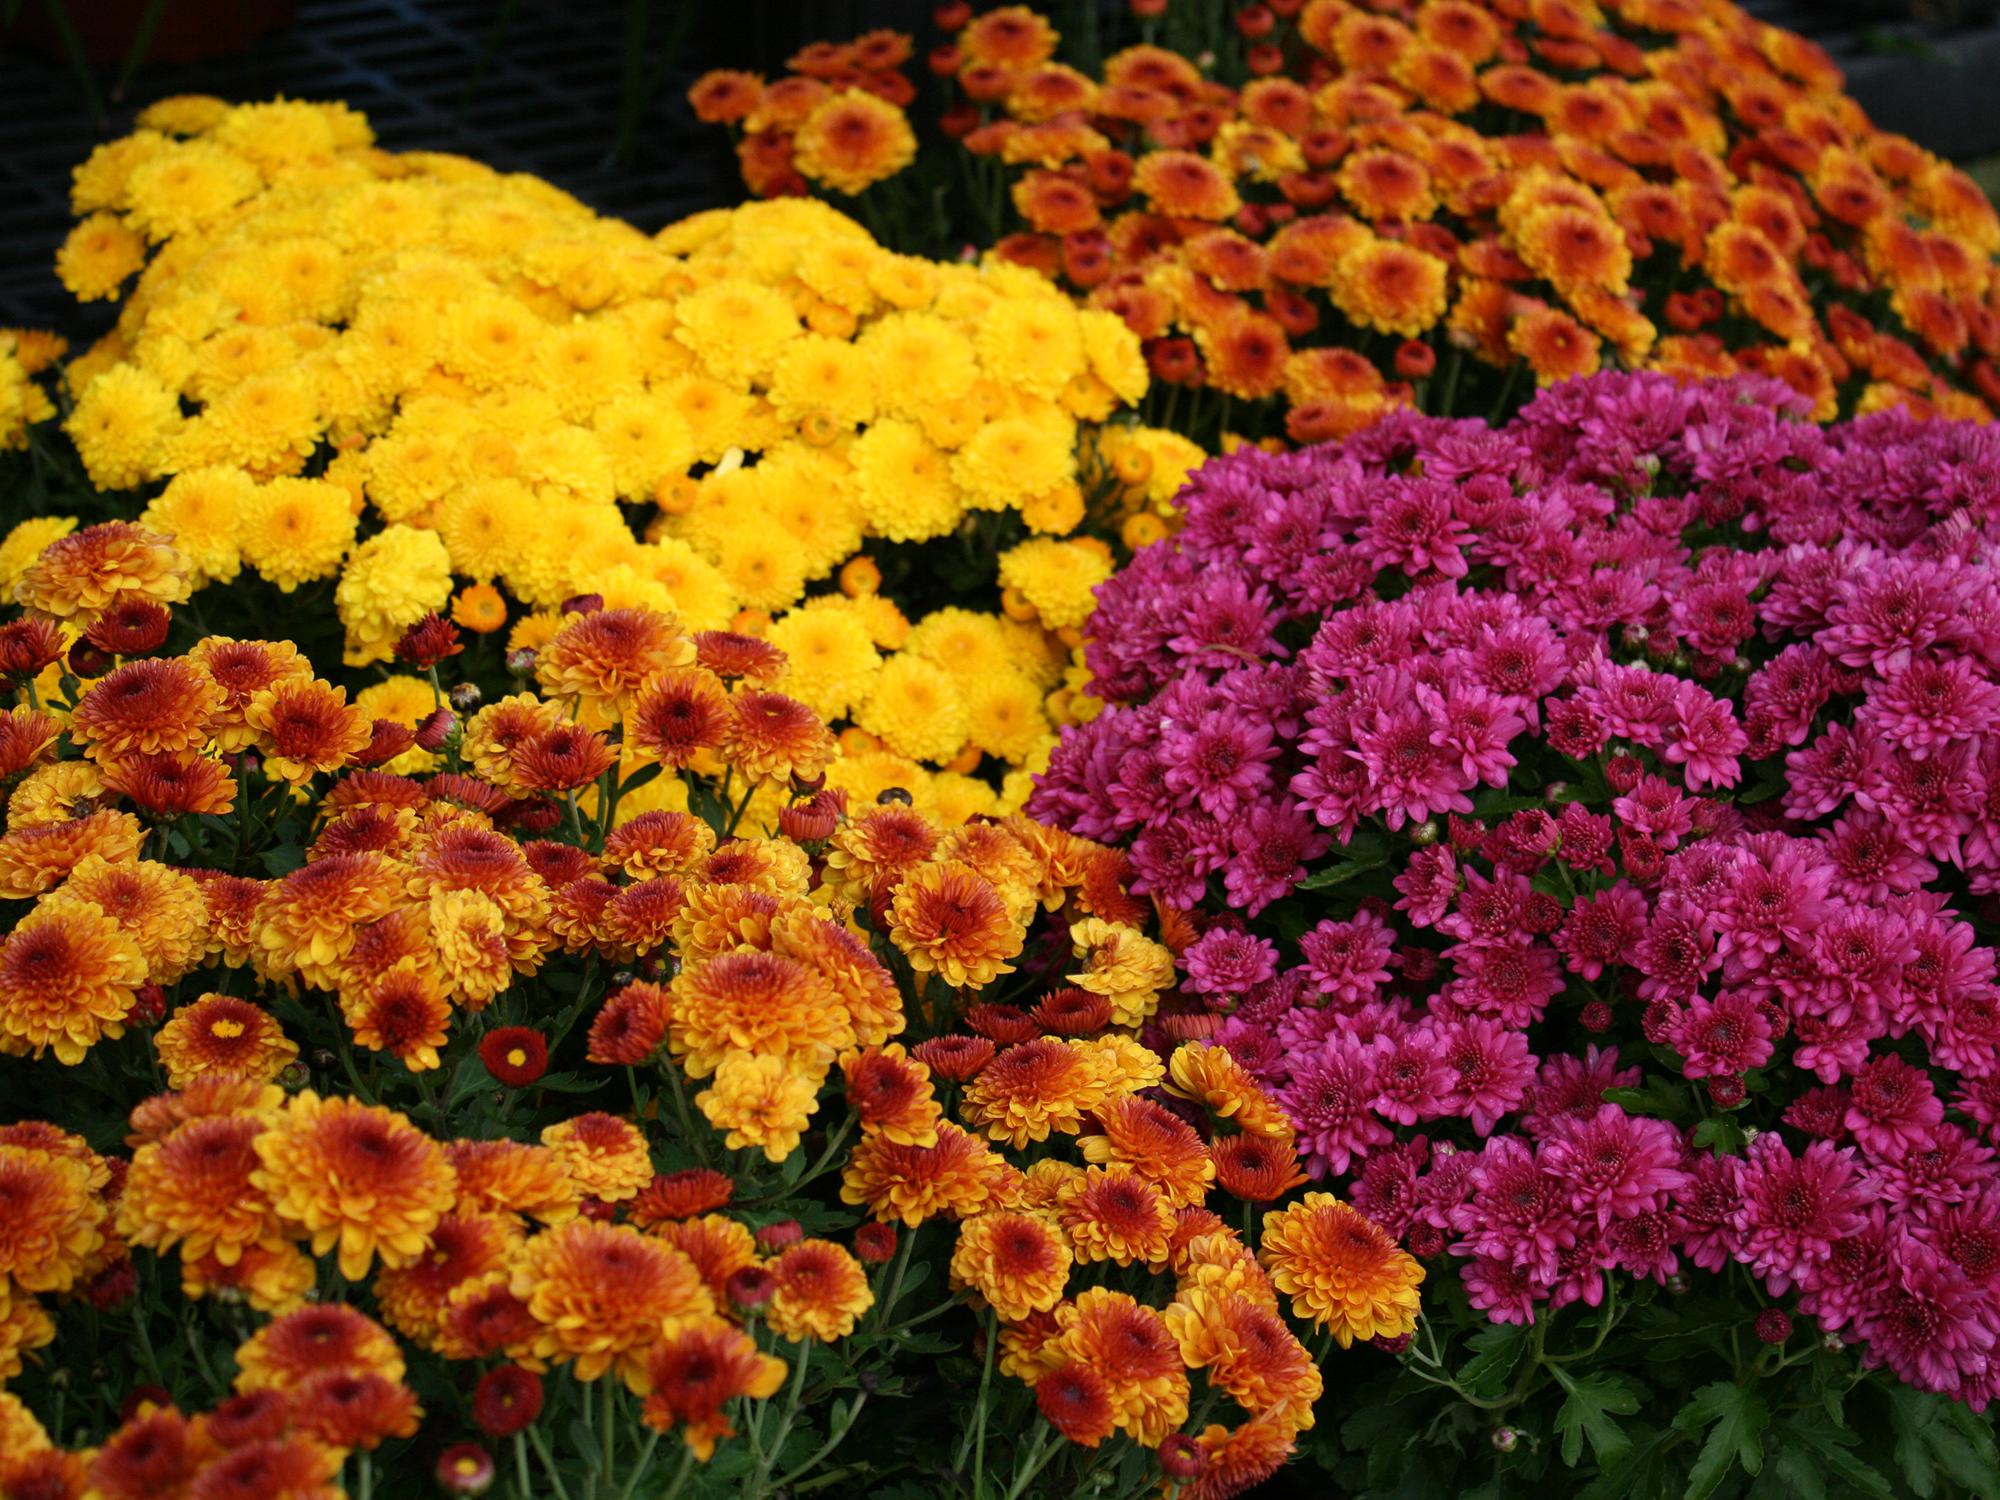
1030, 372, 2000, 1410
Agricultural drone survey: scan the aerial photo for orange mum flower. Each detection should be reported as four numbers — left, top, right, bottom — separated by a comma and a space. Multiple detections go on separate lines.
1258, 1193, 1424, 1347
841, 1043, 941, 1146
0, 706, 59, 780
687, 69, 764, 125
288, 1367, 422, 1452
771, 904, 903, 1049
670, 949, 848, 1077
512, 722, 617, 793
59, 853, 207, 982
962, 5, 1058, 69
887, 859, 1023, 989
375, 1210, 522, 1348
1210, 1133, 1308, 1201
342, 959, 453, 1071
721, 690, 837, 784
539, 608, 691, 712
1048, 1287, 1189, 1445
118, 1112, 276, 1269
244, 680, 371, 783
13, 520, 188, 622
1199, 312, 1290, 401
1013, 170, 1101, 235
1513, 204, 1632, 296
253, 852, 406, 988
599, 877, 688, 961
587, 980, 673, 1065
1076, 1096, 1214, 1208
234, 1303, 406, 1391
68, 658, 225, 764
823, 807, 939, 905
767, 1238, 873, 1342
186, 638, 313, 752
1057, 1166, 1176, 1268
795, 91, 917, 195
1036, 1362, 1116, 1446
252, 1092, 457, 1280
1134, 151, 1240, 220
1187, 1406, 1305, 1500
1508, 305, 1602, 384
1164, 1288, 1322, 1414
0, 899, 147, 1063
627, 1168, 735, 1227
86, 1408, 193, 1500
438, 1270, 539, 1362
963, 1037, 1104, 1147
0, 1144, 106, 1293
154, 994, 296, 1089
510, 1221, 712, 1383
1332, 238, 1450, 338
101, 751, 236, 818
127, 1074, 284, 1149
603, 810, 714, 880
650, 1214, 756, 1305
951, 1210, 1072, 1321
1166, 1044, 1294, 1140
638, 1317, 787, 1460
841, 1120, 1008, 1225
446, 1138, 580, 1226
1338, 147, 1436, 220
540, 1113, 654, 1203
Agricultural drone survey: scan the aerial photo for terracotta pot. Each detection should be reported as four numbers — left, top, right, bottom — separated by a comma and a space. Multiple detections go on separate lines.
4, 0, 295, 66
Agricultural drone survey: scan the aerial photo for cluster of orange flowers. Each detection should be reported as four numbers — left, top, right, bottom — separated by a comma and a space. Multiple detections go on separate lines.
0, 517, 1421, 1495
3, 1300, 423, 1500
698, 0, 2000, 439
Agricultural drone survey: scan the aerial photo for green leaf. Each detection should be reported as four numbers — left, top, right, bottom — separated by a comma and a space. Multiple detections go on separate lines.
1891, 1388, 2000, 1500
1551, 1368, 1643, 1467
1575, 1427, 1673, 1500
1690, 1117, 1748, 1156
1456, 1321, 1532, 1398
1675, 1382, 1769, 1500
1603, 1078, 1686, 1120
1298, 853, 1386, 890
618, 763, 663, 796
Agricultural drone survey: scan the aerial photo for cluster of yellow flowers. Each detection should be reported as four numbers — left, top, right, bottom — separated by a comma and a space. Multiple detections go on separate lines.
45, 97, 1202, 811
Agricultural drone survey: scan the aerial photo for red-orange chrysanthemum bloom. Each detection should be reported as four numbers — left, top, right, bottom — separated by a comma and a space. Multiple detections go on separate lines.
60, 852, 207, 983
841, 1043, 941, 1147
841, 1120, 1008, 1226
599, 876, 688, 959
586, 980, 672, 1066
84, 1407, 193, 1500
626, 1168, 736, 1227
441, 1141, 576, 1225
1331, 239, 1449, 339
1077, 1096, 1214, 1208
1507, 305, 1602, 385
374, 1210, 521, 1348
0, 706, 60, 780
118, 1112, 277, 1267
1338, 147, 1436, 220
13, 520, 188, 621
962, 1037, 1100, 1147
1036, 1362, 1117, 1446
687, 69, 764, 124
887, 859, 1021, 989
911, 1034, 995, 1081
961, 4, 1058, 70
1199, 312, 1290, 401
627, 667, 731, 769
1164, 1288, 1322, 1415
234, 1303, 406, 1391
766, 1237, 873, 1342
822, 807, 938, 905
1210, 1133, 1309, 1202
1134, 151, 1240, 220
253, 852, 406, 988
638, 1316, 787, 1459
669, 949, 848, 1077
538, 608, 691, 711
1031, 987, 1112, 1035
950, 1210, 1071, 1321
1187, 1406, 1304, 1500
68, 658, 225, 764
540, 1113, 654, 1203
243, 680, 371, 784
693, 630, 786, 684
0, 899, 147, 1063
1013, 170, 1100, 235
1057, 1166, 1176, 1268
511, 723, 617, 793
342, 959, 453, 1071
126, 1074, 284, 1149
721, 691, 838, 783
795, 91, 918, 195
251, 1092, 457, 1281
602, 809, 714, 880
1048, 1287, 1188, 1445
650, 1213, 757, 1305
510, 1221, 712, 1383
185, 637, 313, 752
770, 905, 902, 1049
437, 1271, 540, 1362
287, 1368, 422, 1452
0, 1144, 106, 1293
1259, 1193, 1424, 1348
101, 751, 236, 818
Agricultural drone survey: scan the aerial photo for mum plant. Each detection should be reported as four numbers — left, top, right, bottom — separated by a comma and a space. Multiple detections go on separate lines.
697, 0, 2000, 445
1032, 371, 2000, 1496
0, 521, 1420, 1499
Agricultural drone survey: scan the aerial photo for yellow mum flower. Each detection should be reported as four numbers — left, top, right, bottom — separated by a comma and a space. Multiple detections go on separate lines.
997, 537, 1111, 632
1259, 1194, 1424, 1348
1067, 917, 1175, 1029
66, 365, 181, 490
859, 654, 969, 763
767, 601, 882, 721
849, 418, 964, 542
696, 1051, 820, 1161
952, 413, 1077, 509
239, 477, 358, 592
674, 277, 801, 387
334, 524, 453, 666
55, 214, 147, 301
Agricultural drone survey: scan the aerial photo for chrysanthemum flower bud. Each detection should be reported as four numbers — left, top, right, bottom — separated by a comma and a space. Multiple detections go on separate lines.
727, 1265, 776, 1311
395, 613, 462, 669
449, 682, 483, 712
436, 1442, 495, 1496
1490, 1427, 1518, 1454
1159, 1435, 1206, 1480
505, 648, 537, 677
67, 639, 115, 680
561, 593, 604, 616
1754, 1309, 1792, 1345
415, 708, 457, 751
854, 1222, 898, 1265
755, 1219, 803, 1251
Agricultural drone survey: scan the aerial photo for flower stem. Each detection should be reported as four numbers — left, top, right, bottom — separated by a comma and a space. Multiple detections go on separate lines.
746, 1337, 812, 1496
526, 1424, 577, 1500
1002, 1419, 1058, 1500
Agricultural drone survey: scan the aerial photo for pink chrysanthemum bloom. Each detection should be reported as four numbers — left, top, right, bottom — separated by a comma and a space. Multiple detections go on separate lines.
1540, 1104, 1691, 1229
1280, 1034, 1393, 1177
1730, 1135, 1876, 1294
1844, 1054, 1946, 1158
